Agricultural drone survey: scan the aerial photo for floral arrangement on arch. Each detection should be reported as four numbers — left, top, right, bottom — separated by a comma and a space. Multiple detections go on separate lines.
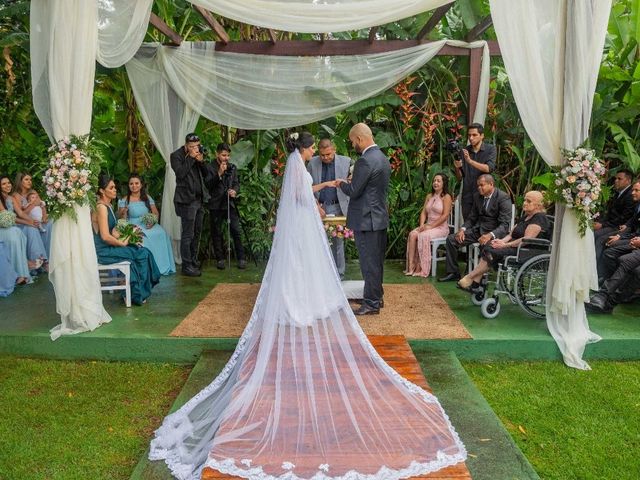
549, 147, 606, 237
42, 135, 101, 221
116, 219, 145, 246
324, 223, 355, 244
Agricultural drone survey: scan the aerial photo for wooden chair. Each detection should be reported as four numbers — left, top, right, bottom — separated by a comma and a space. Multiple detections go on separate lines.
98, 261, 131, 307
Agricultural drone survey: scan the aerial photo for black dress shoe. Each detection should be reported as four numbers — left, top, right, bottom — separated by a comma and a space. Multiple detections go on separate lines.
216, 260, 225, 270
353, 305, 380, 316
237, 260, 247, 270
193, 260, 202, 269
438, 273, 461, 282
182, 266, 201, 277
353, 298, 384, 308
585, 293, 613, 314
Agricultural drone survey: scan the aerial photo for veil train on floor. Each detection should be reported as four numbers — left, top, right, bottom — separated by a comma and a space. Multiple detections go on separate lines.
149, 149, 466, 480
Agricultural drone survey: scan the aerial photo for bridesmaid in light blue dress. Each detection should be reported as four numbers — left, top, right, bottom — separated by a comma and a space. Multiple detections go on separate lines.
0, 241, 21, 296
117, 174, 176, 275
1, 175, 44, 274
13, 172, 52, 258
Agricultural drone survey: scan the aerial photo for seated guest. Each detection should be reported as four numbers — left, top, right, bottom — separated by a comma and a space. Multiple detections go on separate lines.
597, 180, 640, 285
404, 173, 453, 277
594, 169, 635, 265
13, 172, 52, 257
0, 242, 27, 296
457, 191, 550, 291
439, 174, 512, 282
93, 175, 160, 306
1, 175, 44, 274
117, 174, 176, 275
587, 234, 640, 314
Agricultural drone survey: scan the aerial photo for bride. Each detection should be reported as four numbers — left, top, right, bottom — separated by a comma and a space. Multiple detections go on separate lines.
149, 132, 466, 480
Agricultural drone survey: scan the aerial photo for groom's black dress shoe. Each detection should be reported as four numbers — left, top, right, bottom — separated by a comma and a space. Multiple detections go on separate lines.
353, 298, 384, 308
182, 266, 201, 277
353, 305, 380, 316
438, 273, 461, 282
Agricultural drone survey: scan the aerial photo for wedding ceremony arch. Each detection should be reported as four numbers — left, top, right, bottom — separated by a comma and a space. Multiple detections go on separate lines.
30, 0, 611, 371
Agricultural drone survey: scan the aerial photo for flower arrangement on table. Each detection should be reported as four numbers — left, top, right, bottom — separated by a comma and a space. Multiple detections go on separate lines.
116, 219, 145, 246
0, 210, 16, 228
324, 222, 355, 243
41, 135, 101, 221
548, 147, 606, 237
140, 212, 158, 229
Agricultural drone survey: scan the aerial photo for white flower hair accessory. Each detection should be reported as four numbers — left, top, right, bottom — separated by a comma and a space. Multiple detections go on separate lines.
288, 132, 299, 141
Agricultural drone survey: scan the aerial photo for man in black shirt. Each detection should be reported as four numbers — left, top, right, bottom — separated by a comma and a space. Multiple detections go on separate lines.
454, 123, 497, 220
170, 133, 209, 277
206, 143, 246, 270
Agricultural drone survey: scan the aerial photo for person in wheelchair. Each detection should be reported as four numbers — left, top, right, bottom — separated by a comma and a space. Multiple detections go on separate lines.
457, 191, 550, 293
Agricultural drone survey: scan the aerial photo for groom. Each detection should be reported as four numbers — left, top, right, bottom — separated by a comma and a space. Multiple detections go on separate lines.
337, 123, 390, 315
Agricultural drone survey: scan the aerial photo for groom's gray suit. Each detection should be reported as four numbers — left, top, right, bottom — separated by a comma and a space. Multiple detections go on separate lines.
308, 153, 351, 277
339, 145, 390, 310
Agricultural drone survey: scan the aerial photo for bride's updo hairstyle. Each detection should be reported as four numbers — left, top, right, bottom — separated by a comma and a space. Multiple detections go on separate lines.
285, 131, 314, 153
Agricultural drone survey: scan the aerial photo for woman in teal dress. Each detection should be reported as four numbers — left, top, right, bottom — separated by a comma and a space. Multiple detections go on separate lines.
117, 174, 175, 275
93, 175, 160, 306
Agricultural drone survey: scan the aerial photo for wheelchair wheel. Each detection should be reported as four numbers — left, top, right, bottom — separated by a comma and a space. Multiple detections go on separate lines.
514, 253, 550, 318
471, 288, 487, 306
480, 297, 501, 318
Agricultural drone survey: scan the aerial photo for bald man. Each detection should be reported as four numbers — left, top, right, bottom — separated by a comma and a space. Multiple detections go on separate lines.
337, 123, 391, 315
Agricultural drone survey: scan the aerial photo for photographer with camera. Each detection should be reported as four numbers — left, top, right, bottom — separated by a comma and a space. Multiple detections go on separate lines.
170, 133, 210, 277
206, 143, 246, 270
449, 123, 496, 220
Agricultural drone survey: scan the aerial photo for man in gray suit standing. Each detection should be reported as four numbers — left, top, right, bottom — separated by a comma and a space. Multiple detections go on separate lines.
337, 123, 390, 315
308, 138, 351, 279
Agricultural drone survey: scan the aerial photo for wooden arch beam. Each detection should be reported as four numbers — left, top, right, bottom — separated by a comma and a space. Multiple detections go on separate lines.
193, 6, 230, 44
417, 3, 453, 41
465, 15, 493, 43
149, 12, 183, 45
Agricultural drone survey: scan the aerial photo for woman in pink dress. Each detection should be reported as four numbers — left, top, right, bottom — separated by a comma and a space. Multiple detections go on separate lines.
404, 173, 453, 277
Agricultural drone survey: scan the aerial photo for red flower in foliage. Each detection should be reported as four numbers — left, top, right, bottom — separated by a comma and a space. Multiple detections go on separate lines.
389, 148, 403, 173
272, 145, 286, 176
394, 77, 419, 132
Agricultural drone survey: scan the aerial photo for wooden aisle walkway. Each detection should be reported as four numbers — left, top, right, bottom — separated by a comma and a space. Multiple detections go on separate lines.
202, 335, 471, 480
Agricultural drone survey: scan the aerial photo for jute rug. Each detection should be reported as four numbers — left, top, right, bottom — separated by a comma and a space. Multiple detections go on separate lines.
170, 283, 471, 340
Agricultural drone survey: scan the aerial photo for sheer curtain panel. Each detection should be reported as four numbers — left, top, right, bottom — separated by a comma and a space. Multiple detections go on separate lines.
490, 0, 611, 369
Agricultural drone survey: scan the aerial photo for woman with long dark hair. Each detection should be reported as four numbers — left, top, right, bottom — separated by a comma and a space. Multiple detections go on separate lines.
13, 172, 52, 258
93, 174, 160, 305
404, 173, 453, 277
117, 174, 175, 275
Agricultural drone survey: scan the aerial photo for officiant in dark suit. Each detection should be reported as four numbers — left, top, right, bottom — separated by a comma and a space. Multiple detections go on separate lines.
439, 174, 512, 282
308, 138, 351, 279
337, 123, 390, 315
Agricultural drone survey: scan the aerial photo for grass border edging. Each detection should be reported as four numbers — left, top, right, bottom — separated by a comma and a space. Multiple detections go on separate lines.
417, 350, 540, 480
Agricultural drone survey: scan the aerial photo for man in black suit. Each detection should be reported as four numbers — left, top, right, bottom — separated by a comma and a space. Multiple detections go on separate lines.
594, 180, 640, 289
439, 174, 512, 282
170, 133, 210, 277
206, 143, 246, 270
587, 181, 640, 314
337, 123, 390, 315
594, 169, 635, 264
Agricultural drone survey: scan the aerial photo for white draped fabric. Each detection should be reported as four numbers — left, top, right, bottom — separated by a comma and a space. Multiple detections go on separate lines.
126, 40, 490, 244
490, 0, 611, 369
149, 150, 466, 480
191, 0, 453, 33
31, 0, 153, 338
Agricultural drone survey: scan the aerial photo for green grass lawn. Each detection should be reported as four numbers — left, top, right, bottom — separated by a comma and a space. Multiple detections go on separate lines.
0, 357, 190, 480
463, 360, 640, 480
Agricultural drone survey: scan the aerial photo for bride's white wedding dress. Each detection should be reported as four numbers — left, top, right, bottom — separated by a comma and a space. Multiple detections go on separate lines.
149, 150, 466, 480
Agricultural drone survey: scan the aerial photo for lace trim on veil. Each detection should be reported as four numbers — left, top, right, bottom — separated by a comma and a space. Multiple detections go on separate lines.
149, 150, 466, 480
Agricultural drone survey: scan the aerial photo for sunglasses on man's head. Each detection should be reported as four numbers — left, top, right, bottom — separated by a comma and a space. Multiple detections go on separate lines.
186, 135, 200, 143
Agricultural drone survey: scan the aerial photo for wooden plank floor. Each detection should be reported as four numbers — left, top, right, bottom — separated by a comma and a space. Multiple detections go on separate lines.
203, 335, 471, 480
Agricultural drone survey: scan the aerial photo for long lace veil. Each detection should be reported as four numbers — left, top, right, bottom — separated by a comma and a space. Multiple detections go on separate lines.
149, 150, 466, 480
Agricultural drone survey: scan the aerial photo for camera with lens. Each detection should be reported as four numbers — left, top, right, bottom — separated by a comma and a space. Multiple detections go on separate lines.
445, 139, 463, 154
198, 145, 208, 157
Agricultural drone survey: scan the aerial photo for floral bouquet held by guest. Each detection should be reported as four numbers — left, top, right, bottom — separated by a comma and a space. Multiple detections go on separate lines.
115, 219, 144, 246
140, 212, 158, 229
0, 210, 17, 229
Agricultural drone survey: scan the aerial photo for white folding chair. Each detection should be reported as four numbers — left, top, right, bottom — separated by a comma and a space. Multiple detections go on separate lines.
98, 261, 132, 307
